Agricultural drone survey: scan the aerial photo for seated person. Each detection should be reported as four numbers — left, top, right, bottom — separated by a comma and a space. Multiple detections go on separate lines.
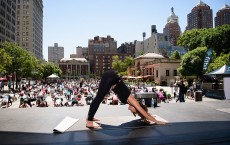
157, 89, 165, 103
109, 94, 118, 105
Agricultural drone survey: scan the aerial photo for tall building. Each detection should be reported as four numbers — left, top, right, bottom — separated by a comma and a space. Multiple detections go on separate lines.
0, 0, 16, 42
48, 43, 64, 65
163, 7, 181, 46
135, 25, 160, 57
88, 35, 117, 74
117, 42, 135, 57
76, 46, 88, 59
16, 0, 43, 59
186, 0, 213, 30
215, 4, 230, 27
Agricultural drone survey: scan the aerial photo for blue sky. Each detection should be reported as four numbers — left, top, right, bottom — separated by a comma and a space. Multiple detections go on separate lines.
43, 0, 230, 60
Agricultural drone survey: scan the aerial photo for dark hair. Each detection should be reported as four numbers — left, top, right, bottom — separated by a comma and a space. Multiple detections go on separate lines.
133, 101, 148, 119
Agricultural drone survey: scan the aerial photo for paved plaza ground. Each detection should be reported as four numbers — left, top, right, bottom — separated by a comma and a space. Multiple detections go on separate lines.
0, 89, 230, 145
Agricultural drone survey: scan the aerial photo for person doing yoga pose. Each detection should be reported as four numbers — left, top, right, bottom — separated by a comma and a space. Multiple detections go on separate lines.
86, 70, 166, 128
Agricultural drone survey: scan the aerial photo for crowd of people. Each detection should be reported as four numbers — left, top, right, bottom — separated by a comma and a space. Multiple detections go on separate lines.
0, 77, 197, 109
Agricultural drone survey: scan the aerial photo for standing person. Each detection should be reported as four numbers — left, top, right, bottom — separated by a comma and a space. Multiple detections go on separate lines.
79, 79, 84, 88
86, 70, 166, 128
176, 80, 186, 102
8, 81, 11, 91
0, 81, 2, 91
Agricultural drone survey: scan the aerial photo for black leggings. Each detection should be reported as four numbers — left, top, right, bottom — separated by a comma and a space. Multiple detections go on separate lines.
87, 70, 120, 121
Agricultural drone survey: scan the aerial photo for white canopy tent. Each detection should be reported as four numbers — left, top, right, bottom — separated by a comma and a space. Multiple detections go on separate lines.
206, 65, 230, 100
207, 65, 230, 76
47, 74, 59, 79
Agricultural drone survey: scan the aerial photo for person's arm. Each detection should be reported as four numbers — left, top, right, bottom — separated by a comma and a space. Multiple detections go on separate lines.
127, 95, 166, 125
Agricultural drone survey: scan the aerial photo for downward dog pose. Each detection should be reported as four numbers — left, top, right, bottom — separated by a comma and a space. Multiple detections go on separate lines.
86, 70, 166, 128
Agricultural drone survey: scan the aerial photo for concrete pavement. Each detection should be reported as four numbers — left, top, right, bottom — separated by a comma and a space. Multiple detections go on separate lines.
0, 96, 230, 144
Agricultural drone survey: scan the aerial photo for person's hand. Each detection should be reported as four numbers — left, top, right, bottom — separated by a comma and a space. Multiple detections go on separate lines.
155, 120, 167, 125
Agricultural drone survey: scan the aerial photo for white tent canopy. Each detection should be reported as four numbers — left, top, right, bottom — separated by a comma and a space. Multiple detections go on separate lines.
206, 64, 230, 100
47, 74, 59, 79
207, 65, 230, 76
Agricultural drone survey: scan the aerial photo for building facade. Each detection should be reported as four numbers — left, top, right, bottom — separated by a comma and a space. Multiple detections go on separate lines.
0, 0, 16, 42
117, 42, 135, 57
48, 43, 64, 65
16, 0, 43, 59
215, 4, 230, 27
76, 46, 89, 59
186, 0, 213, 30
58, 58, 90, 79
163, 7, 181, 46
129, 53, 180, 85
135, 25, 160, 57
94, 53, 129, 76
88, 35, 117, 74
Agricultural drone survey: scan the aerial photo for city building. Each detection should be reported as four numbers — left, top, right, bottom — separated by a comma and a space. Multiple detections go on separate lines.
48, 43, 64, 65
215, 4, 230, 27
135, 25, 160, 57
163, 7, 181, 46
0, 0, 16, 42
94, 53, 129, 76
186, 0, 213, 30
76, 46, 89, 59
58, 58, 90, 79
129, 53, 180, 85
88, 35, 117, 74
16, 0, 43, 59
117, 42, 135, 57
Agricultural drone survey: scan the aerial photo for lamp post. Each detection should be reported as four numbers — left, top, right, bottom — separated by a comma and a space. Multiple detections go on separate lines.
142, 32, 146, 53
142, 66, 145, 83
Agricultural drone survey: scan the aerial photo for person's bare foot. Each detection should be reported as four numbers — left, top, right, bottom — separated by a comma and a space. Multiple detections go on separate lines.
86, 120, 101, 129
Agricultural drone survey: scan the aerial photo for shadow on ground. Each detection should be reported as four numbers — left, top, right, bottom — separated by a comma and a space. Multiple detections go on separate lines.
1, 121, 230, 145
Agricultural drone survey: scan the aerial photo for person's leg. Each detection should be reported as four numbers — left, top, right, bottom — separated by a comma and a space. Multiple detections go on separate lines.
87, 80, 111, 121
179, 93, 183, 102
127, 95, 166, 125
86, 70, 121, 128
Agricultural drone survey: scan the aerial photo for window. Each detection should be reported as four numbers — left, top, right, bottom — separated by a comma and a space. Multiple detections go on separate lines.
173, 70, 177, 76
156, 70, 158, 77
166, 70, 169, 76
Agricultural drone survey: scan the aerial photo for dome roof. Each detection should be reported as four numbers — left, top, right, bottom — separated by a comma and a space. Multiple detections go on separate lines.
135, 53, 164, 60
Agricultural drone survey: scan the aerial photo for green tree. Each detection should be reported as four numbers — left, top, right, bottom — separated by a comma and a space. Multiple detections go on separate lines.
123, 56, 134, 68
207, 52, 230, 73
178, 25, 230, 56
41, 62, 62, 81
0, 48, 12, 74
112, 55, 134, 75
178, 47, 207, 78
1, 42, 37, 89
178, 29, 203, 50
162, 49, 168, 58
170, 51, 181, 59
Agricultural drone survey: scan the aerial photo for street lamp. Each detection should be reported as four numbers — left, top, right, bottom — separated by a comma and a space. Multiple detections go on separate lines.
142, 32, 146, 52
142, 66, 145, 83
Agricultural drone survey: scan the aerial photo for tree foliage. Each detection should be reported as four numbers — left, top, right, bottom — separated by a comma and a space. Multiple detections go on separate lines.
170, 50, 181, 59
0, 48, 12, 74
207, 52, 230, 73
112, 55, 134, 75
178, 24, 230, 56
178, 47, 207, 77
0, 42, 62, 81
177, 25, 230, 78
41, 62, 62, 80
